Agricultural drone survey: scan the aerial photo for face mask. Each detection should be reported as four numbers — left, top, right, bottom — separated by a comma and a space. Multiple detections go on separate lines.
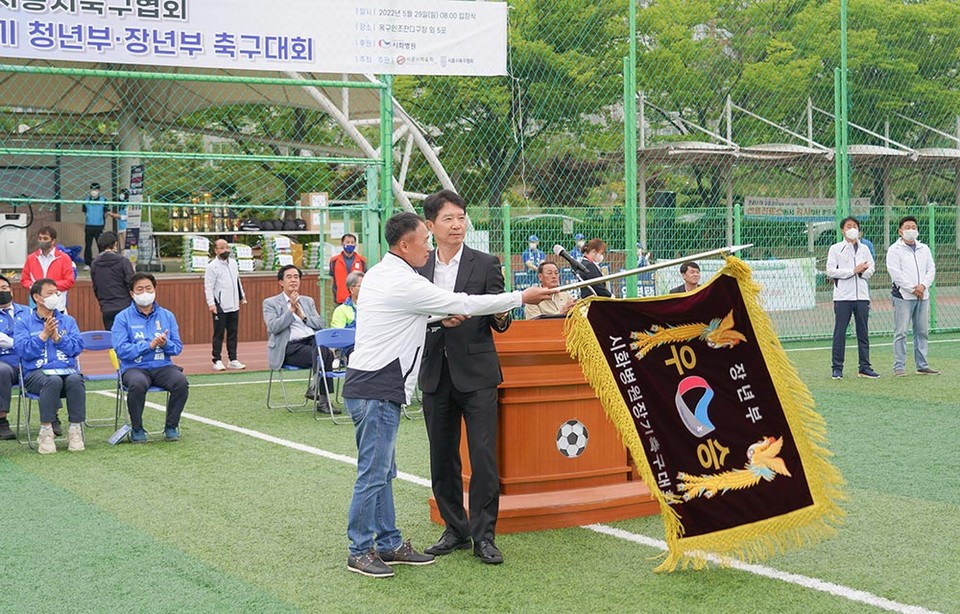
42, 294, 60, 310
595, 254, 605, 264
0, 291, 11, 305
343, 244, 356, 254
529, 243, 538, 250
902, 229, 919, 241
90, 190, 100, 198
844, 227, 859, 241
38, 240, 52, 251
133, 292, 155, 307
218, 251, 231, 260
576, 240, 585, 248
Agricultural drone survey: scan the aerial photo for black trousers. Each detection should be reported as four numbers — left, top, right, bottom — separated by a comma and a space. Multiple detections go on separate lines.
212, 309, 239, 362
84, 224, 104, 265
121, 365, 189, 430
102, 311, 121, 331
423, 358, 500, 543
832, 300, 871, 371
283, 336, 334, 395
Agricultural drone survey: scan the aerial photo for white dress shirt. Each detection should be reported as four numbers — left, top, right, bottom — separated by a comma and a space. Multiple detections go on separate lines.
284, 293, 317, 341
432, 243, 464, 292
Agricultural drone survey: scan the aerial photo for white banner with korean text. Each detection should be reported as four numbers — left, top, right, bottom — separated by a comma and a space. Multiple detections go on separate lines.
0, 0, 507, 76
743, 197, 872, 222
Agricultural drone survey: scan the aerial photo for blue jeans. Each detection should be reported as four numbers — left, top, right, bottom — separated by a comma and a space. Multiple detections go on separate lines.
345, 397, 403, 556
892, 297, 930, 371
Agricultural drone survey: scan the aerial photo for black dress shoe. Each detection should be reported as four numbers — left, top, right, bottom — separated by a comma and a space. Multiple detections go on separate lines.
424, 532, 471, 556
51, 419, 63, 437
473, 539, 503, 564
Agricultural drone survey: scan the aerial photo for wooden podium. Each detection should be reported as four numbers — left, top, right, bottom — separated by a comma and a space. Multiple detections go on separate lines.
427, 318, 658, 533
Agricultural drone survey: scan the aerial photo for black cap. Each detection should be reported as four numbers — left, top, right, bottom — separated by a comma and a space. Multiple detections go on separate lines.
90, 182, 101, 190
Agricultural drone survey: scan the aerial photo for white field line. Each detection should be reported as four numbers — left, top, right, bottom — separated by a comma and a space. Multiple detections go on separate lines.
785, 337, 960, 353
94, 390, 942, 614
583, 524, 941, 614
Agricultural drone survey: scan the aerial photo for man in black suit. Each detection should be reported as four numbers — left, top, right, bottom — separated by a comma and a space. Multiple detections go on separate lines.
418, 190, 509, 565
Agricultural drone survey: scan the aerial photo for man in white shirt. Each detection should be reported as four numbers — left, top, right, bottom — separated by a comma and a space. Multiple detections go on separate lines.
886, 215, 939, 376
341, 212, 554, 578
205, 239, 247, 371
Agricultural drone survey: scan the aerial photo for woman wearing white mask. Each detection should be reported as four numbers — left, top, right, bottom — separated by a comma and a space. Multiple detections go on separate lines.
825, 216, 879, 380
578, 238, 612, 299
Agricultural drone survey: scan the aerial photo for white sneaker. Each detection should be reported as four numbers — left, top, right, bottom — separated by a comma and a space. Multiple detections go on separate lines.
212, 360, 226, 371
37, 427, 56, 454
67, 424, 85, 452
227, 360, 246, 370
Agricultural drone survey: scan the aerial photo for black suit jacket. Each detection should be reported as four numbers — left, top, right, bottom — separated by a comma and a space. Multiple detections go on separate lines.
417, 244, 511, 394
579, 257, 613, 299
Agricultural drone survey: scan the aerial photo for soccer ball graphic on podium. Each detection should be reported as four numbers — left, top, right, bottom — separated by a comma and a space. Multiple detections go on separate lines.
556, 419, 589, 458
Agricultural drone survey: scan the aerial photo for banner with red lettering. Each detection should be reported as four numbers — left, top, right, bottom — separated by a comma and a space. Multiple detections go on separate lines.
565, 257, 845, 571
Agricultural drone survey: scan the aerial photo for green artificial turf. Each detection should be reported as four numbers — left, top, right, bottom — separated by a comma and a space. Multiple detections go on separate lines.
1, 335, 958, 613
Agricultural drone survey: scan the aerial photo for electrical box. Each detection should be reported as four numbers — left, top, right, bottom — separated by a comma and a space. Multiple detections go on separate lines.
0, 213, 28, 269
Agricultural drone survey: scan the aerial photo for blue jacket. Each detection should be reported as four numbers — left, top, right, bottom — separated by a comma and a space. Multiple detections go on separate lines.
112, 302, 183, 373
0, 302, 27, 368
14, 309, 84, 375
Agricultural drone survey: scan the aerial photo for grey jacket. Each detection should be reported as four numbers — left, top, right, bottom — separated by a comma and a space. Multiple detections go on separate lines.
262, 292, 325, 370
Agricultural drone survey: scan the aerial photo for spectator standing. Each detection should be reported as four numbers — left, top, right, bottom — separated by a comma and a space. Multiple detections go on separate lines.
578, 238, 613, 299
521, 235, 545, 271
20, 225, 75, 312
14, 279, 86, 454
90, 231, 134, 330
112, 273, 189, 443
83, 182, 119, 267
826, 216, 879, 380
886, 215, 939, 376
569, 233, 586, 261
205, 239, 247, 371
0, 275, 26, 441
669, 262, 701, 294
330, 233, 366, 305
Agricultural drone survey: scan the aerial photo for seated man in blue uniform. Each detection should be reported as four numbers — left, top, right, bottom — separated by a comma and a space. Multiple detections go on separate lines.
14, 278, 86, 454
112, 273, 189, 443
0, 274, 27, 440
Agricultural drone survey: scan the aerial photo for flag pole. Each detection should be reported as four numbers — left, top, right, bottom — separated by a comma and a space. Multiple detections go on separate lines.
554, 244, 753, 294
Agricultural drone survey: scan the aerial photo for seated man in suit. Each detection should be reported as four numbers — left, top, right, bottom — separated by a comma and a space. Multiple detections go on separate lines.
0, 274, 27, 440
14, 278, 86, 454
524, 261, 575, 319
263, 265, 336, 409
112, 273, 189, 443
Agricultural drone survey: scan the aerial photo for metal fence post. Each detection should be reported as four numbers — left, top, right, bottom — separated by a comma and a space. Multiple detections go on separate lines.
503, 202, 513, 291
929, 202, 937, 329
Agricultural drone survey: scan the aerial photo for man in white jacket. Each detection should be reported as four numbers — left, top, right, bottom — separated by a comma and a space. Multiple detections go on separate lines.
826, 216, 879, 380
204, 239, 247, 371
886, 215, 939, 376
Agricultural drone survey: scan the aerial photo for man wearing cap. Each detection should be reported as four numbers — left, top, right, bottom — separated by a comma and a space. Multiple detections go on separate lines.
521, 235, 546, 272
570, 233, 586, 261
83, 182, 119, 267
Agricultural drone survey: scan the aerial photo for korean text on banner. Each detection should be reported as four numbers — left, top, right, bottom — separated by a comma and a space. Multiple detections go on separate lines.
0, 0, 508, 76
565, 257, 845, 571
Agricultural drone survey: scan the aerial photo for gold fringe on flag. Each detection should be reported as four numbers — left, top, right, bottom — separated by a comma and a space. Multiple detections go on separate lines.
564, 256, 846, 571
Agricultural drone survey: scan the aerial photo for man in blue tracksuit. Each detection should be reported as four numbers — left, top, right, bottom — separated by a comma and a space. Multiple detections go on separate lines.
14, 278, 86, 454
0, 274, 27, 440
112, 273, 189, 442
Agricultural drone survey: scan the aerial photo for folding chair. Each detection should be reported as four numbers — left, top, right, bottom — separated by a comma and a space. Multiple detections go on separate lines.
313, 328, 354, 424
14, 365, 81, 450
79, 330, 118, 428
109, 350, 169, 434
266, 366, 311, 411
